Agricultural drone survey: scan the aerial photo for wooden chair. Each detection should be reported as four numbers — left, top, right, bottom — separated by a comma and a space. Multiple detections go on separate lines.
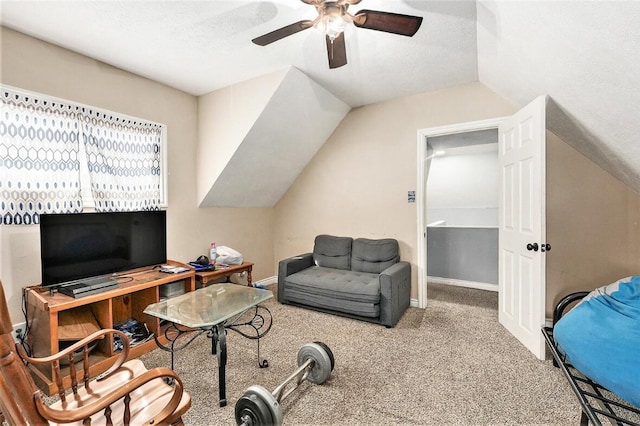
0, 281, 191, 425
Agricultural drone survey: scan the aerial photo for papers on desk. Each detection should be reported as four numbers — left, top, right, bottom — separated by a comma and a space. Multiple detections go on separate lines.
159, 265, 190, 274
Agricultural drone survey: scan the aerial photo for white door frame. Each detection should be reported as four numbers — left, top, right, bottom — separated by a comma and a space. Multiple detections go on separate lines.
416, 117, 507, 309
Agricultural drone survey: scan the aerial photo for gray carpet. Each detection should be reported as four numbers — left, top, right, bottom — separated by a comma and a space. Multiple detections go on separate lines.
139, 283, 581, 425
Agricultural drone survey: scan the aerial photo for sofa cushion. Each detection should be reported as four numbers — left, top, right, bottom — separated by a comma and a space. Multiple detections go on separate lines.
285, 266, 380, 303
351, 238, 400, 273
313, 235, 353, 270
284, 266, 380, 317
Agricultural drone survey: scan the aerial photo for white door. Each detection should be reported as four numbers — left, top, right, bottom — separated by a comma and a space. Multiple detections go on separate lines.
498, 96, 547, 360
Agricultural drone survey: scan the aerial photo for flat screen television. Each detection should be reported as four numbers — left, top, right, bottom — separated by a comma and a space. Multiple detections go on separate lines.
40, 210, 167, 287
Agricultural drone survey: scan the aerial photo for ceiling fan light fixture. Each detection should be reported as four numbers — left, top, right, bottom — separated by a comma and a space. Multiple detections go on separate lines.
315, 3, 351, 42
325, 15, 346, 41
252, 0, 423, 69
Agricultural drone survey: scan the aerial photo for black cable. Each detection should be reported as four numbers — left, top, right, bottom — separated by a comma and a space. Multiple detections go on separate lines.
115, 276, 134, 284
19, 287, 33, 357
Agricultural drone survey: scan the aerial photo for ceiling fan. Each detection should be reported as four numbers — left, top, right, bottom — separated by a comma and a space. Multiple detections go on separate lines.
252, 0, 423, 69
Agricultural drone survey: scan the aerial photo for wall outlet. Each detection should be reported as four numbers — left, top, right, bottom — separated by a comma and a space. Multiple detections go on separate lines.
11, 322, 26, 343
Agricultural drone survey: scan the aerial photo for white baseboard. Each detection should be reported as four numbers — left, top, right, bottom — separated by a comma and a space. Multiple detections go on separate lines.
428, 276, 498, 292
410, 298, 419, 307
254, 276, 277, 288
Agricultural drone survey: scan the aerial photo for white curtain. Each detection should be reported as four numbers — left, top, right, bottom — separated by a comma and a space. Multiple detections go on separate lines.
81, 111, 163, 212
0, 88, 82, 225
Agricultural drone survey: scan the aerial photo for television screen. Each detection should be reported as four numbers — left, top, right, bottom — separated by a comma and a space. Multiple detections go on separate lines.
40, 210, 167, 287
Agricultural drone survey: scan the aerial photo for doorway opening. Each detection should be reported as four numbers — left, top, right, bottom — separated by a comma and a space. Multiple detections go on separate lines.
426, 129, 499, 293
416, 117, 505, 309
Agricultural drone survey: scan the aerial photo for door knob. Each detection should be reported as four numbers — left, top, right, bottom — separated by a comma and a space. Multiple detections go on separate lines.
541, 243, 551, 252
526, 243, 539, 252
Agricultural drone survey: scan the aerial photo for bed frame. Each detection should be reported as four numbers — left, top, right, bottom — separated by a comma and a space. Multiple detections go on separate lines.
542, 291, 640, 426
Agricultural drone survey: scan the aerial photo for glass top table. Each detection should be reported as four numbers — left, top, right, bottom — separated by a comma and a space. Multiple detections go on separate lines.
144, 284, 274, 407
144, 283, 273, 328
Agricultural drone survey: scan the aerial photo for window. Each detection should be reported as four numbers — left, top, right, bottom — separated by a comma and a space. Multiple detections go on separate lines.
0, 85, 167, 225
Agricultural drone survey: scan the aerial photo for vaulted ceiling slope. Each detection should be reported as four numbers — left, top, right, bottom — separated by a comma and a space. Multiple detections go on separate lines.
1, 1, 640, 196
477, 1, 640, 193
198, 67, 350, 207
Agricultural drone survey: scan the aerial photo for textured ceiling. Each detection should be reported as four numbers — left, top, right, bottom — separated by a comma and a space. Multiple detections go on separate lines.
2, 0, 640, 194
0, 0, 479, 107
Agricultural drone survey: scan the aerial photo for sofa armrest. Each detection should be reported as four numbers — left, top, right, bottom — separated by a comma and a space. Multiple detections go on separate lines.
378, 261, 411, 327
277, 253, 313, 303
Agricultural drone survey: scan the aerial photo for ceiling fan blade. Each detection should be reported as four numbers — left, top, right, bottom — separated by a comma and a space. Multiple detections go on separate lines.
353, 9, 423, 37
252, 20, 314, 46
326, 33, 347, 69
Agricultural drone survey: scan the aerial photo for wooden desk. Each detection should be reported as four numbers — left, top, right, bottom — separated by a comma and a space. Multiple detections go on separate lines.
195, 261, 254, 287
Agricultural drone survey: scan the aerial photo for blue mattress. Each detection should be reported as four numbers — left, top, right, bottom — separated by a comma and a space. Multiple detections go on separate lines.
554, 276, 640, 407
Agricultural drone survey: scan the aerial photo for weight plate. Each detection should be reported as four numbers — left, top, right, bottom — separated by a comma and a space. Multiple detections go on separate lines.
245, 385, 283, 426
313, 341, 335, 372
234, 394, 273, 426
297, 342, 333, 385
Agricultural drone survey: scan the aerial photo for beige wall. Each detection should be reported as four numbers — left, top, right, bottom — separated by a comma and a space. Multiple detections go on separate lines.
546, 130, 640, 315
0, 27, 275, 325
274, 83, 517, 300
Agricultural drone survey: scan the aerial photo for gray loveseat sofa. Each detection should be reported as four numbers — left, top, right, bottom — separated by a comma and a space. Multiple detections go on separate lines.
277, 235, 411, 327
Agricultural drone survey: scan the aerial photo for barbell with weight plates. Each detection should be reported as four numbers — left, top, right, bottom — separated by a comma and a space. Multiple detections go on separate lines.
235, 341, 335, 426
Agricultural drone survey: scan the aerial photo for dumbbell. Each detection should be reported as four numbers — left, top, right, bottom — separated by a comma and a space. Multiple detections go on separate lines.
235, 342, 335, 426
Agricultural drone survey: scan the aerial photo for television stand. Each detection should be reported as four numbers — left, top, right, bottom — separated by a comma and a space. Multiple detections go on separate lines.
25, 260, 195, 396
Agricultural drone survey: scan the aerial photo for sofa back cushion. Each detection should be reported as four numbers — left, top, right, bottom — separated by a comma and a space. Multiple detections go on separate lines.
351, 238, 400, 273
313, 235, 353, 270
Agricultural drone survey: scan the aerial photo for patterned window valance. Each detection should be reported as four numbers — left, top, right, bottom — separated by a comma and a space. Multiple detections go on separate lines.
0, 86, 167, 225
